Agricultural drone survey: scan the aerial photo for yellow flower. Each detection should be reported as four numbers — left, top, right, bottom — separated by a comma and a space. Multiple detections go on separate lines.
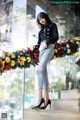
17, 59, 20, 64
8, 52, 13, 56
74, 37, 80, 40
20, 57, 26, 61
20, 61, 25, 65
0, 59, 5, 70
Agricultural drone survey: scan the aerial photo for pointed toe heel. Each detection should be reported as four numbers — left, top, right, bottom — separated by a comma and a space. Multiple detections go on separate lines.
40, 99, 51, 110
32, 98, 45, 109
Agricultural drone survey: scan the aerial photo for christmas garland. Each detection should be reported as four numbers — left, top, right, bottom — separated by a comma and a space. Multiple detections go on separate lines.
0, 38, 79, 74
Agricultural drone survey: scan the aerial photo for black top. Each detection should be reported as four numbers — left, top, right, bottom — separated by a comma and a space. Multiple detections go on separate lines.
35, 23, 59, 48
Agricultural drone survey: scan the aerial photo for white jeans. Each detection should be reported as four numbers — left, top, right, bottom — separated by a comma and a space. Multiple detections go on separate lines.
36, 44, 54, 91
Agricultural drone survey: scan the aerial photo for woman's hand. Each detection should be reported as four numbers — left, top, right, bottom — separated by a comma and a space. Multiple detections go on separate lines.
39, 42, 47, 51
42, 42, 47, 49
30, 45, 35, 51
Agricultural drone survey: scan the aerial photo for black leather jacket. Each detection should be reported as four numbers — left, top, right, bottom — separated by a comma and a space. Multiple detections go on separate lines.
36, 23, 59, 48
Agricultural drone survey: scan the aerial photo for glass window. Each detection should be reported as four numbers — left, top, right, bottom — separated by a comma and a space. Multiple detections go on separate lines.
0, 68, 24, 119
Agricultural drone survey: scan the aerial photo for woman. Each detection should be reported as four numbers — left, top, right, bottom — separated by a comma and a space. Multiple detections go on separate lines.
32, 12, 59, 109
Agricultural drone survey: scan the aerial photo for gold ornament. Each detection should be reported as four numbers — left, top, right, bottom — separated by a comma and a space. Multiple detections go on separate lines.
11, 60, 16, 66
66, 44, 70, 48
53, 55, 56, 59
54, 49, 58, 53
27, 56, 31, 62
67, 49, 71, 53
11, 55, 15, 59
5, 57, 10, 63
18, 56, 20, 58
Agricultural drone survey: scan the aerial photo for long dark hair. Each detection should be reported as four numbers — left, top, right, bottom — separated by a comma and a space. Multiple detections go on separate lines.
37, 12, 52, 28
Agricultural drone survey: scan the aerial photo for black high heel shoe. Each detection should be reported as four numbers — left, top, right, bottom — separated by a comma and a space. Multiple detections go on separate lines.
40, 99, 51, 110
32, 98, 45, 109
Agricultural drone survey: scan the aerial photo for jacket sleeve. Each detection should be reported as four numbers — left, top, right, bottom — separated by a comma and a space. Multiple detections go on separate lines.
52, 23, 59, 43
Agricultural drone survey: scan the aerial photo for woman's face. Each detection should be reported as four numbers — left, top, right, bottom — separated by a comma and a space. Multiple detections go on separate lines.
38, 18, 47, 25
